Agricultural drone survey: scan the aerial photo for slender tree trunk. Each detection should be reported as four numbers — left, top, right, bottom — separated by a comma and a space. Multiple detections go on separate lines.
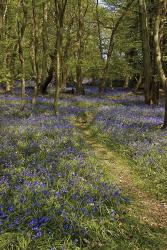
18, 34, 26, 109
61, 65, 68, 90
96, 0, 106, 94
54, 0, 67, 114
124, 74, 129, 88
9, 43, 18, 90
41, 2, 48, 83
17, 0, 27, 110
135, 73, 142, 92
54, 26, 62, 114
32, 0, 40, 105
4, 54, 11, 92
76, 0, 85, 95
1, 1, 13, 93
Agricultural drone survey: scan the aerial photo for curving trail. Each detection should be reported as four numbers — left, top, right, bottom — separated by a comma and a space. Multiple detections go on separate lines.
74, 117, 167, 247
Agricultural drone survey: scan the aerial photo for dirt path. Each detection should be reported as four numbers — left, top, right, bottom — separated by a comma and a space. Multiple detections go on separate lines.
75, 120, 167, 233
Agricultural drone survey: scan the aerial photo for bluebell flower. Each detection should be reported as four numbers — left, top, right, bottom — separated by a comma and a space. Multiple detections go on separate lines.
29, 218, 38, 227
39, 216, 50, 225
0, 211, 7, 220
34, 230, 42, 238
8, 206, 14, 213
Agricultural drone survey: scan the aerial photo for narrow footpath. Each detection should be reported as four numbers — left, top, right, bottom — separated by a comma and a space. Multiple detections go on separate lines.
75, 117, 167, 247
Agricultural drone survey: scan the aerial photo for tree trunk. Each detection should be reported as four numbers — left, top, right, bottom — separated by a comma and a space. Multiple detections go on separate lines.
154, 0, 167, 128
76, 0, 85, 95
9, 43, 18, 90
17, 0, 27, 110
41, 65, 54, 94
61, 65, 68, 90
149, 1, 159, 105
139, 0, 152, 104
54, 0, 67, 114
41, 2, 48, 83
5, 54, 12, 93
76, 63, 85, 95
32, 0, 40, 105
18, 40, 26, 109
124, 74, 129, 88
54, 28, 61, 114
164, 92, 167, 128
135, 73, 142, 92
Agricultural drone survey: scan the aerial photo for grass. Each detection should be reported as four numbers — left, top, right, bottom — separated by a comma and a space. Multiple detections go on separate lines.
0, 93, 167, 249
0, 98, 127, 249
71, 91, 167, 200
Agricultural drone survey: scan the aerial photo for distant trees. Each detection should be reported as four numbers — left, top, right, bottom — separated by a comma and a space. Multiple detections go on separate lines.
1, 0, 139, 100
0, 0, 167, 128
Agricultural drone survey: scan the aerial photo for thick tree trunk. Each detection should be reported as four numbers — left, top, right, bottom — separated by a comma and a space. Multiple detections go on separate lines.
0, 2, 7, 29
149, 1, 159, 105
99, 77, 105, 94
40, 50, 56, 94
139, 0, 152, 104
164, 92, 167, 128
1, 2, 14, 93
154, 0, 167, 128
41, 66, 54, 94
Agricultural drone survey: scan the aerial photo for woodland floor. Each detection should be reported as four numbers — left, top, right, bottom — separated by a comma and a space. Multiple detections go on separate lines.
74, 112, 167, 249
1, 88, 167, 249
76, 119, 167, 228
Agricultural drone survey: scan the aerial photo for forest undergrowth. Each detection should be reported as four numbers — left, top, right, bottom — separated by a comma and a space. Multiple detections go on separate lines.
0, 89, 167, 249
